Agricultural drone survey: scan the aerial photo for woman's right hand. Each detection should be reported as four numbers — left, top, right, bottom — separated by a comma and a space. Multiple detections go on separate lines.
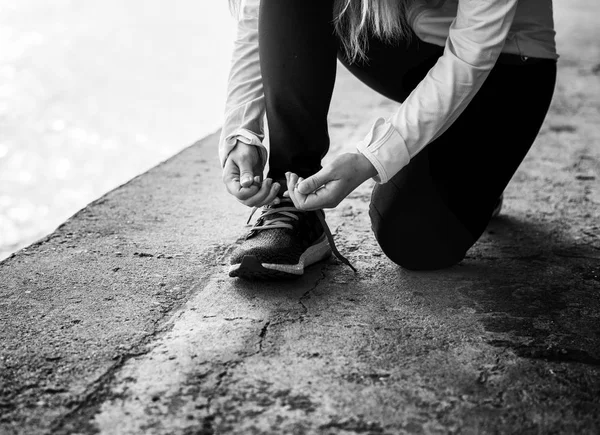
222, 141, 281, 207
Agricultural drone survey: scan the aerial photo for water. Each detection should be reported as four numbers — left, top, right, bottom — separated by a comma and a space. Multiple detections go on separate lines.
0, 0, 236, 259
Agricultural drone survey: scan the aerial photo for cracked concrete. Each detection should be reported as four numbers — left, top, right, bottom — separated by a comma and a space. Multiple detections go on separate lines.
1, 0, 600, 433
90, 273, 320, 434
299, 269, 329, 316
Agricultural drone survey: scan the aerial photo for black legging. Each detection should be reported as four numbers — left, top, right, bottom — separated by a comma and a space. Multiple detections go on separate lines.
258, 0, 557, 270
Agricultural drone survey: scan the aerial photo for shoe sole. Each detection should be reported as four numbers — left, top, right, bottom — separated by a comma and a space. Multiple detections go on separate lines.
229, 235, 331, 280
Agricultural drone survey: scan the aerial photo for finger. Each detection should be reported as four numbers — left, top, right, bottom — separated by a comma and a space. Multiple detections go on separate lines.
293, 177, 308, 206
249, 176, 262, 190
287, 172, 308, 210
297, 167, 333, 195
231, 184, 262, 201
301, 177, 347, 210
224, 159, 261, 200
228, 185, 261, 201
250, 179, 281, 207
285, 172, 300, 208
288, 172, 299, 191
282, 172, 291, 198
238, 159, 256, 188
222, 157, 238, 184
256, 181, 281, 207
241, 178, 273, 207
302, 185, 333, 210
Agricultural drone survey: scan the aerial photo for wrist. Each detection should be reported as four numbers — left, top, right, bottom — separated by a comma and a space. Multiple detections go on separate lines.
354, 152, 378, 180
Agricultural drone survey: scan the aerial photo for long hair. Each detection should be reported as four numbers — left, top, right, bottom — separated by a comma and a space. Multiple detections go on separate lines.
333, 0, 411, 63
229, 0, 412, 63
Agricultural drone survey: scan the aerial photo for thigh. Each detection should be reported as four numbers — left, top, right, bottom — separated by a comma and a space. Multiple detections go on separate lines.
370, 59, 557, 270
426, 60, 557, 237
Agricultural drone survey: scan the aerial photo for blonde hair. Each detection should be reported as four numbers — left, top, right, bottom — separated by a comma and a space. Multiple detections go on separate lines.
334, 0, 411, 63
229, 0, 412, 63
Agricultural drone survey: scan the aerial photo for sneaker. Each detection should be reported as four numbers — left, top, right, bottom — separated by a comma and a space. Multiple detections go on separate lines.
229, 199, 354, 279
491, 194, 504, 218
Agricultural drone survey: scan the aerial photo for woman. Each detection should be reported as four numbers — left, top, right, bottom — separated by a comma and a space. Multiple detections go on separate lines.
220, 0, 557, 279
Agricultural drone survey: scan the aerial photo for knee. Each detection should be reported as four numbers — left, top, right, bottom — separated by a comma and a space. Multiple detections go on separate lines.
369, 205, 470, 271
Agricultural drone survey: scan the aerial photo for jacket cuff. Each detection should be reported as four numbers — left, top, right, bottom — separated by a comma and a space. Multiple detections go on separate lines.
219, 128, 268, 168
356, 118, 411, 183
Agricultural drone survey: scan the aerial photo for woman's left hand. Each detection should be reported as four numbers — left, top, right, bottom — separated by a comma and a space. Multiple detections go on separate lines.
285, 152, 378, 211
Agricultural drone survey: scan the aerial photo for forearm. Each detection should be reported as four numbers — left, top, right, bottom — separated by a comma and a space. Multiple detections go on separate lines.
358, 0, 518, 183
219, 0, 267, 168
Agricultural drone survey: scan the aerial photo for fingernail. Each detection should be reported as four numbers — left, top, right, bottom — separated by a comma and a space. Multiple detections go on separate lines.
241, 175, 251, 184
273, 182, 280, 190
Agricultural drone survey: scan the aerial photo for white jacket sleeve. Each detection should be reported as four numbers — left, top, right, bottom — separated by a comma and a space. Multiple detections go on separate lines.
218, 0, 267, 168
357, 0, 519, 183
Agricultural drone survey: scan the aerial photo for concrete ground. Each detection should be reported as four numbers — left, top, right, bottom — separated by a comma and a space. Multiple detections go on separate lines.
1, 1, 599, 434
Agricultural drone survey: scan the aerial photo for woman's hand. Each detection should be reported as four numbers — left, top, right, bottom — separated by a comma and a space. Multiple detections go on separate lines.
222, 141, 281, 207
285, 152, 377, 211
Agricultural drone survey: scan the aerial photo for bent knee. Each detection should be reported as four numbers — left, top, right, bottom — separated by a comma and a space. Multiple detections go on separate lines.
377, 235, 467, 271
370, 205, 472, 271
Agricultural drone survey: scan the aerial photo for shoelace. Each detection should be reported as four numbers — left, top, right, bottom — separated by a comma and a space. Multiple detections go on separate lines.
246, 201, 357, 273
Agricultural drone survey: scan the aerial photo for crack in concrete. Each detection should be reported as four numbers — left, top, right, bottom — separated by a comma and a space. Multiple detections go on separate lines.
183, 318, 274, 434
299, 267, 328, 316
223, 316, 262, 321
258, 320, 271, 353
48, 284, 203, 433
49, 350, 150, 434
195, 276, 329, 434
